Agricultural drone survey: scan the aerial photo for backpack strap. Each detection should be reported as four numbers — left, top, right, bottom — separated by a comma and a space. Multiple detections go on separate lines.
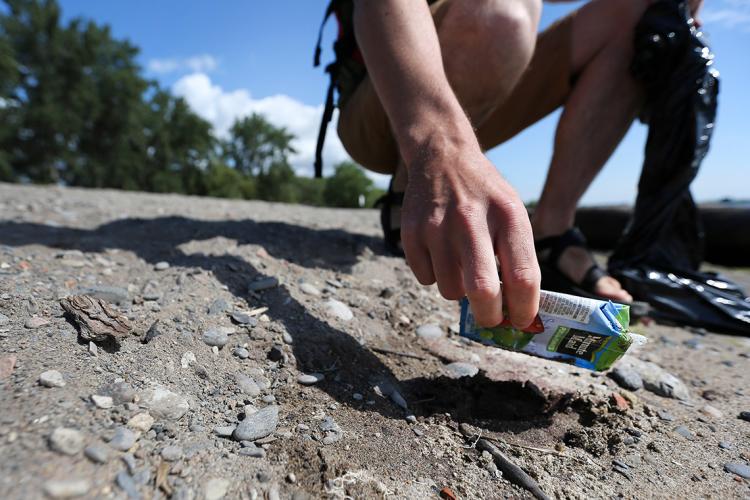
314, 63, 337, 178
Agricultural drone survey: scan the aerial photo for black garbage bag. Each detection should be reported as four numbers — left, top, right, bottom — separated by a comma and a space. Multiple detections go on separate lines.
608, 0, 750, 335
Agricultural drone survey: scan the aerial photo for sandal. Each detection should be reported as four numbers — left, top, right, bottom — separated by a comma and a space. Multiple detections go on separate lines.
374, 179, 404, 257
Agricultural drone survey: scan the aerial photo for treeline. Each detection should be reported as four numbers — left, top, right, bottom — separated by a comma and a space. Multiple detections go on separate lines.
0, 0, 383, 207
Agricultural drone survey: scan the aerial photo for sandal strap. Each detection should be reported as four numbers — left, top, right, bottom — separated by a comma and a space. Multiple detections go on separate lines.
581, 264, 608, 292
535, 227, 589, 267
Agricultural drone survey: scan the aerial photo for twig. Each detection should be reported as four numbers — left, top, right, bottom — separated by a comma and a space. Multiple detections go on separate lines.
482, 436, 597, 467
369, 345, 426, 360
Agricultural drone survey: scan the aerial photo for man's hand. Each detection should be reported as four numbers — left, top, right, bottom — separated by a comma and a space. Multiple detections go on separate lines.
401, 136, 540, 328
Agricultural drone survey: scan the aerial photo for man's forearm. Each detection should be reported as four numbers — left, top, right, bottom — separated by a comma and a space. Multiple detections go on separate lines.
352, 0, 476, 165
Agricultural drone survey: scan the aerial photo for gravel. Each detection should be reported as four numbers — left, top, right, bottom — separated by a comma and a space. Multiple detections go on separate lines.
416, 323, 443, 340
208, 298, 230, 315
213, 426, 236, 438
297, 373, 325, 385
43, 479, 90, 498
299, 282, 320, 296
235, 373, 261, 397
233, 347, 250, 359
127, 413, 155, 432
201, 327, 232, 348
204, 478, 230, 500
48, 428, 85, 455
324, 299, 353, 321
39, 369, 65, 388
84, 444, 111, 464
161, 445, 183, 461
232, 405, 279, 442
230, 311, 257, 326
139, 385, 189, 420
91, 394, 113, 409
609, 366, 644, 391
109, 426, 138, 451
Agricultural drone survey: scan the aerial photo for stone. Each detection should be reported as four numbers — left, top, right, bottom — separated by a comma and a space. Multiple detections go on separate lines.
204, 478, 230, 500
609, 366, 644, 391
267, 345, 284, 362
657, 410, 675, 422
297, 373, 325, 386
238, 444, 266, 458
109, 426, 138, 451
115, 471, 140, 499
282, 331, 293, 344
320, 415, 342, 445
139, 386, 189, 420
25, 316, 50, 329
84, 443, 110, 464
105, 382, 136, 405
49, 428, 85, 455
142, 281, 162, 301
738, 411, 750, 422
444, 362, 478, 379
674, 426, 695, 441
181, 352, 196, 369
127, 413, 155, 432
230, 311, 257, 326
0, 355, 16, 379
626, 359, 689, 400
724, 462, 750, 479
202, 327, 233, 348
88, 342, 98, 357
213, 426, 236, 438
77, 286, 129, 305
610, 393, 630, 411
324, 299, 353, 321
232, 405, 279, 442
39, 370, 66, 388
208, 298, 230, 315
161, 445, 183, 461
262, 395, 276, 403
91, 394, 114, 409
235, 373, 261, 397
142, 320, 162, 344
299, 282, 320, 296
700, 405, 723, 419
0, 312, 9, 326
43, 479, 90, 498
247, 277, 279, 292
233, 347, 250, 359
416, 323, 443, 340
718, 441, 733, 450
154, 261, 170, 271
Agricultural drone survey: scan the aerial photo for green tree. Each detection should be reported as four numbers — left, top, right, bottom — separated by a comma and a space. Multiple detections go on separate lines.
203, 161, 256, 199
224, 114, 296, 177
323, 161, 374, 208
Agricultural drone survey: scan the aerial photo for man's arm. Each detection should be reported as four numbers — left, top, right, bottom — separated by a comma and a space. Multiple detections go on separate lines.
353, 0, 541, 328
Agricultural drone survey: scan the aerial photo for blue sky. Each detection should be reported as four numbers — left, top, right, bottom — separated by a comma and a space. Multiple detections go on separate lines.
58, 0, 749, 205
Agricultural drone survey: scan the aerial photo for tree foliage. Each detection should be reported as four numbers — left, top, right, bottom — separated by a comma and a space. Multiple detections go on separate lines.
0, 0, 383, 208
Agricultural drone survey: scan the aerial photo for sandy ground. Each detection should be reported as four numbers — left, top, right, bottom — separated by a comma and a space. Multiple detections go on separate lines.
0, 182, 748, 500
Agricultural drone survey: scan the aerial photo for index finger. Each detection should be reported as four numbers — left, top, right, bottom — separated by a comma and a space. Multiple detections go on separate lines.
494, 216, 541, 329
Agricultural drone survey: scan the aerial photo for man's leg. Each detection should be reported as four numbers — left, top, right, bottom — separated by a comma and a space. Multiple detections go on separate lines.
530, 0, 654, 302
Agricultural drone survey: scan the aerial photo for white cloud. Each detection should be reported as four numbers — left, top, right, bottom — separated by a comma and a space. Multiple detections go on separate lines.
147, 54, 219, 75
172, 72, 390, 184
702, 0, 750, 30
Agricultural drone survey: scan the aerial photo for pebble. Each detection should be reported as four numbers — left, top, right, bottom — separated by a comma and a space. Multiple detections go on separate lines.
140, 386, 189, 420
161, 445, 183, 461
297, 373, 325, 386
324, 299, 353, 321
247, 277, 279, 292
204, 478, 230, 500
444, 362, 479, 379
213, 426, 236, 438
39, 370, 66, 388
232, 405, 279, 442
674, 426, 695, 441
230, 311, 257, 326
154, 261, 170, 270
299, 282, 320, 296
352, 393, 363, 401
233, 347, 250, 359
699, 405, 723, 419
718, 441, 733, 450
738, 411, 750, 422
127, 413, 155, 432
88, 342, 98, 357
77, 285, 128, 305
109, 427, 138, 451
724, 462, 750, 479
104, 381, 137, 405
207, 298, 230, 315
405, 414, 417, 424
262, 395, 276, 403
25, 316, 50, 329
416, 323, 443, 340
181, 352, 197, 369
282, 331, 294, 344
142, 281, 162, 301
631, 361, 689, 400
0, 312, 9, 326
235, 373, 261, 397
43, 479, 90, 498
202, 327, 232, 348
320, 415, 342, 445
49, 428, 85, 455
142, 320, 162, 344
238, 443, 266, 458
91, 394, 114, 409
115, 471, 140, 499
609, 366, 644, 391
84, 443, 110, 464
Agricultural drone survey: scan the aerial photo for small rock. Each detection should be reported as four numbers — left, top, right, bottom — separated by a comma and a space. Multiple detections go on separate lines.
262, 395, 276, 403
232, 405, 279, 442
140, 386, 189, 420
25, 316, 50, 329
0, 355, 16, 379
738, 411, 750, 422
109, 427, 138, 451
181, 352, 197, 369
154, 261, 170, 271
235, 373, 261, 397
43, 479, 90, 498
320, 415, 342, 445
161, 445, 183, 461
213, 426, 236, 438
142, 320, 162, 344
282, 331, 293, 344
444, 362, 478, 379
84, 444, 110, 464
297, 373, 324, 386
49, 428, 85, 455
701, 389, 719, 401
627, 359, 689, 400
142, 281, 162, 301
405, 414, 417, 424
724, 462, 750, 479
610, 393, 630, 412
39, 370, 66, 388
238, 444, 266, 458
0, 312, 9, 326
202, 327, 232, 348
88, 341, 98, 357
287, 473, 297, 484
204, 478, 230, 500
247, 277, 279, 292
657, 410, 675, 421
299, 283, 320, 296
700, 405, 723, 419
91, 394, 114, 409
127, 413, 155, 432
416, 323, 443, 340
208, 298, 230, 315
267, 345, 284, 362
352, 393, 363, 401
115, 471, 140, 499
324, 299, 353, 321
718, 441, 733, 450
103, 381, 136, 405
233, 347, 250, 359
230, 311, 257, 326
77, 285, 129, 305
609, 366, 643, 391
674, 426, 695, 441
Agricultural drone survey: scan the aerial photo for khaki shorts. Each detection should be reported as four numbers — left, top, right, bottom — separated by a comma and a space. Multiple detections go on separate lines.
337, 1, 575, 173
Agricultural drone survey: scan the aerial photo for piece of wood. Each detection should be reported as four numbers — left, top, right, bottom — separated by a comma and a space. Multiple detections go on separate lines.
60, 295, 131, 342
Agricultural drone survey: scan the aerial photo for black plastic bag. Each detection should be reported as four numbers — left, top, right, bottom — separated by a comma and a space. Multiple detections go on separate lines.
608, 0, 750, 335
